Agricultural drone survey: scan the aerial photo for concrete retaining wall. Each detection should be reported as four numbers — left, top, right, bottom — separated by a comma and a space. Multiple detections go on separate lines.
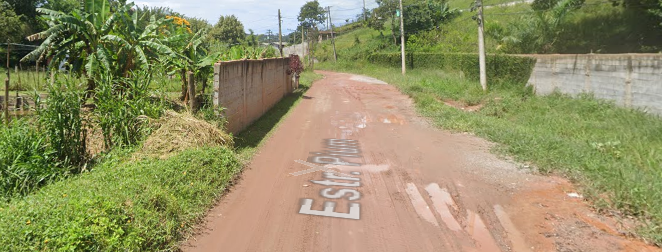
526, 54, 662, 115
213, 58, 293, 134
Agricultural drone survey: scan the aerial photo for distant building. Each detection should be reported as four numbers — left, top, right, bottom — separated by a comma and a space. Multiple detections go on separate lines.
318, 31, 337, 42
262, 42, 289, 51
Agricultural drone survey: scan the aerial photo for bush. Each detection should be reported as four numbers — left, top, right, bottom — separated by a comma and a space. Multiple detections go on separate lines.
0, 146, 241, 251
0, 120, 60, 200
368, 52, 537, 85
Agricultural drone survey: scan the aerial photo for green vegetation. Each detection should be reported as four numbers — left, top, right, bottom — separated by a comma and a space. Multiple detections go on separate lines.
210, 15, 246, 45
345, 0, 662, 55
368, 52, 536, 85
94, 72, 166, 150
37, 77, 87, 166
0, 146, 240, 251
0, 119, 58, 200
439, 0, 662, 53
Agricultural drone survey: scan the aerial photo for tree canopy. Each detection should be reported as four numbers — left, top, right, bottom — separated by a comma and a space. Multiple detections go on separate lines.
210, 15, 246, 45
0, 1, 25, 43
297, 0, 326, 29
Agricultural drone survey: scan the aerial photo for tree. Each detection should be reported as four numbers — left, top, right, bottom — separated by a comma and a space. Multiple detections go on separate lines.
247, 29, 258, 47
297, 0, 326, 29
487, 0, 582, 53
532, 0, 584, 11
43, 0, 81, 13
372, 0, 400, 43
0, 1, 25, 43
187, 16, 212, 34
401, 0, 457, 40
210, 15, 245, 45
4, 0, 44, 26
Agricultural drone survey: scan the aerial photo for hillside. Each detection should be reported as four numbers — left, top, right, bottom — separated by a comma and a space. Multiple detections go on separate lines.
316, 0, 662, 59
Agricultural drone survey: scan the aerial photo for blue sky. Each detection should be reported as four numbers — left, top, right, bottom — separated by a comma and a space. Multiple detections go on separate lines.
133, 0, 380, 35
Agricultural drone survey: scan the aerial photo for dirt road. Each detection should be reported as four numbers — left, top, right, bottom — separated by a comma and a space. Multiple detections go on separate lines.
183, 71, 659, 252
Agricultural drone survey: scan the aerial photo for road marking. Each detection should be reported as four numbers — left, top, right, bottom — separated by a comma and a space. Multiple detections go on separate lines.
405, 183, 439, 227
425, 183, 462, 232
291, 160, 354, 178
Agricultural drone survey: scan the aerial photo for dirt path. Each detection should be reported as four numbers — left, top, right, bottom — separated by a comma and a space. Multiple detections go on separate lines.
182, 71, 659, 252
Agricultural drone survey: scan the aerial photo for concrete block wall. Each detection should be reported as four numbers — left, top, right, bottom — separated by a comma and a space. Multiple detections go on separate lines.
214, 58, 293, 134
526, 54, 662, 115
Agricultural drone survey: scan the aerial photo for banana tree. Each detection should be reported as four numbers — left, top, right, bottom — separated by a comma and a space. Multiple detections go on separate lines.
22, 0, 116, 96
104, 5, 178, 79
161, 23, 210, 101
22, 0, 177, 97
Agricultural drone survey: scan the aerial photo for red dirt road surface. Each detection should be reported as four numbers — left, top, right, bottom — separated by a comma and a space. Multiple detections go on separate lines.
182, 71, 660, 252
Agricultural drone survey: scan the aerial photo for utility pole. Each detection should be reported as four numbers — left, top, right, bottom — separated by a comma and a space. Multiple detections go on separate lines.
306, 29, 311, 66
327, 7, 337, 62
476, 0, 487, 91
278, 9, 284, 57
399, 0, 406, 75
5, 41, 10, 125
363, 0, 367, 22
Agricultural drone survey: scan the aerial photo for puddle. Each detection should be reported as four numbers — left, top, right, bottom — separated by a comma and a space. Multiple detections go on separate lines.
494, 205, 531, 252
466, 210, 501, 251
349, 75, 388, 85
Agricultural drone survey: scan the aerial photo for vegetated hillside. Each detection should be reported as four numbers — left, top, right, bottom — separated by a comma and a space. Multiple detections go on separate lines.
319, 0, 662, 57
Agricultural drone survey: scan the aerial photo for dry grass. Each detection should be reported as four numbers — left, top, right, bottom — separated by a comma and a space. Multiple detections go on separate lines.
138, 110, 233, 158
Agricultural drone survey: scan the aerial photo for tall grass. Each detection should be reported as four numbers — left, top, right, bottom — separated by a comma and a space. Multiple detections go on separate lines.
0, 119, 59, 200
94, 71, 165, 150
36, 76, 87, 167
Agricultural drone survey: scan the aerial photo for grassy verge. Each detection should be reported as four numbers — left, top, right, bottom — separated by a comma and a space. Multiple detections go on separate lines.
0, 147, 240, 251
318, 60, 662, 245
234, 71, 323, 161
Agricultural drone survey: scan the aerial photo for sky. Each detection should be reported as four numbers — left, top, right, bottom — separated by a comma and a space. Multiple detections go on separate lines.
133, 0, 380, 35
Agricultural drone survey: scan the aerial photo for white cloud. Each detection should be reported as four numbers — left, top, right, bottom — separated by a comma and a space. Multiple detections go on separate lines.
130, 0, 379, 34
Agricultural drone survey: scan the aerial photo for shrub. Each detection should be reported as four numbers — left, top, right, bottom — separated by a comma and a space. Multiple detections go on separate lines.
368, 52, 536, 85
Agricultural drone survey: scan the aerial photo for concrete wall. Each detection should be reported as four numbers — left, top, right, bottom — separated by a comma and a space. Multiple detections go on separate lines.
526, 54, 662, 115
213, 58, 293, 134
283, 42, 307, 58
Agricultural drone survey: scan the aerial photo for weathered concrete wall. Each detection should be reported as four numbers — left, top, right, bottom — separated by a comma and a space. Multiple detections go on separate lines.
527, 54, 662, 115
214, 58, 293, 134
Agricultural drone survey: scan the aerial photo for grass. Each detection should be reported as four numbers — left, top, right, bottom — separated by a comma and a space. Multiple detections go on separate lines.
0, 68, 187, 94
0, 119, 61, 200
449, 0, 523, 10
0, 146, 241, 251
234, 71, 323, 161
318, 59, 662, 245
